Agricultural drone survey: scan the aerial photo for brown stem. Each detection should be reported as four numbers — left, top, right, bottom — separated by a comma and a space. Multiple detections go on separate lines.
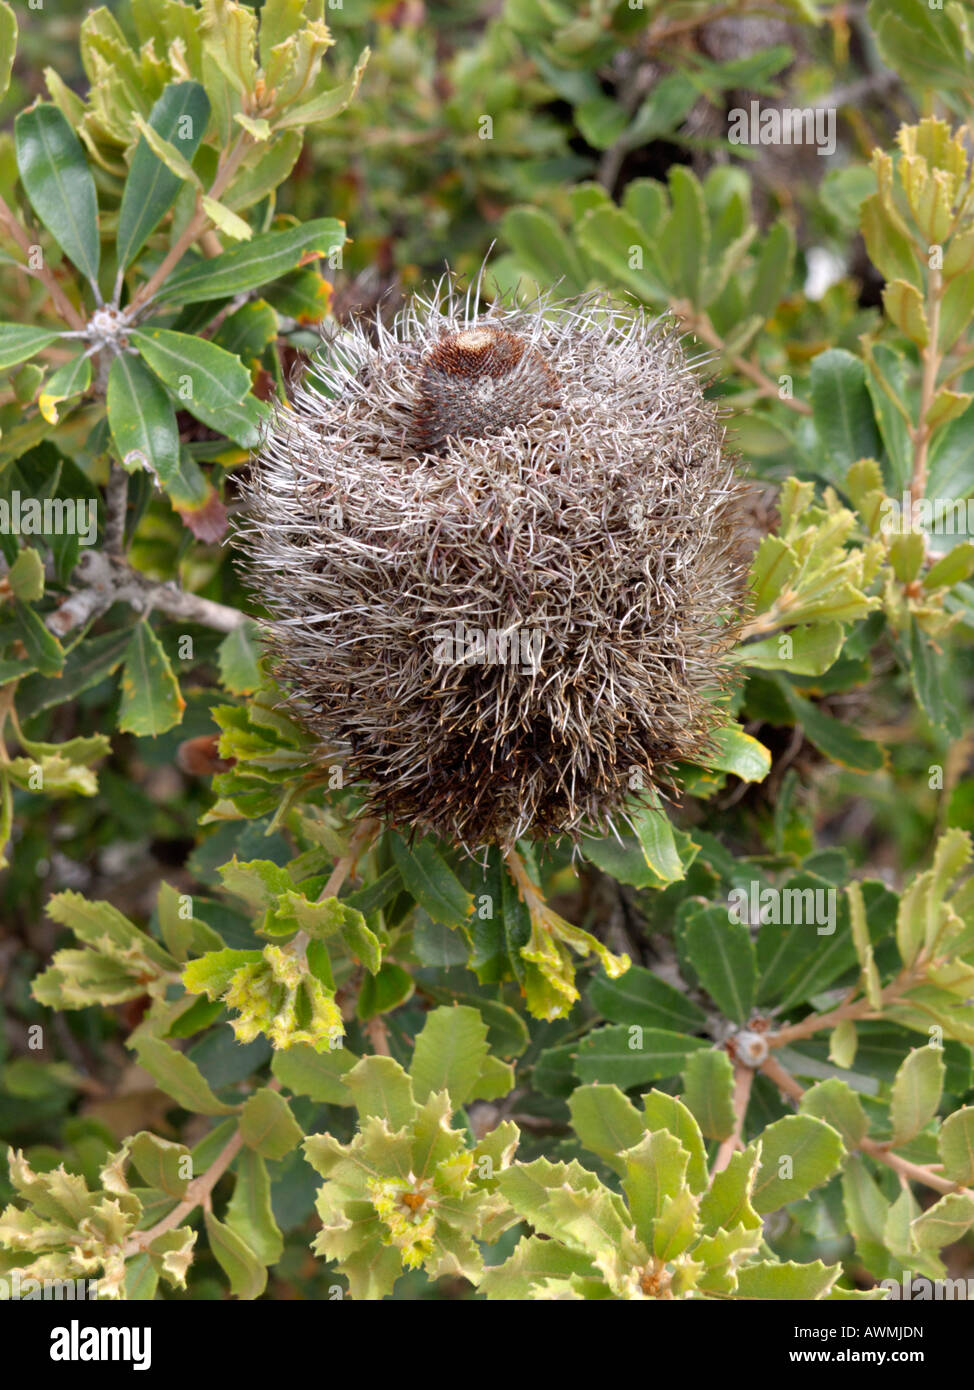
0, 193, 87, 331
503, 844, 547, 918
671, 299, 812, 416
317, 817, 381, 903
769, 990, 873, 1048
290, 817, 382, 963
128, 135, 252, 313
910, 263, 943, 522
645, 3, 739, 45
769, 961, 924, 1049
122, 1126, 243, 1255
858, 1137, 960, 1197
122, 1075, 285, 1255
760, 1054, 968, 1199
710, 1060, 754, 1178
759, 1051, 804, 1101
364, 1015, 392, 1056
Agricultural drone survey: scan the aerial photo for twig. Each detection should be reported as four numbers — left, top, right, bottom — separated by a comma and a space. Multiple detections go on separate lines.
121, 1076, 283, 1256
128, 134, 252, 314
909, 263, 943, 521
316, 817, 382, 903
645, 3, 739, 46
597, 55, 656, 193
103, 466, 129, 558
122, 1125, 244, 1255
858, 1137, 960, 1197
0, 192, 86, 331
363, 1016, 391, 1056
710, 1059, 754, 1178
291, 817, 382, 963
759, 1051, 804, 1101
760, 1054, 969, 1200
768, 963, 922, 1049
671, 299, 812, 416
46, 550, 246, 636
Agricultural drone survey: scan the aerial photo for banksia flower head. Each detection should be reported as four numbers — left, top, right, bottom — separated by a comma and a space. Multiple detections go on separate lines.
241, 275, 747, 852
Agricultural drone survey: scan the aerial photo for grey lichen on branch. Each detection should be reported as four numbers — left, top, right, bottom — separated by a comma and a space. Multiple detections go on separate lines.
47, 549, 245, 637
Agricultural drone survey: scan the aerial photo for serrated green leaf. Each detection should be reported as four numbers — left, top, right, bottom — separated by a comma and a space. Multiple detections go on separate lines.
911, 1191, 974, 1250
809, 348, 882, 482
750, 1114, 844, 1214
568, 1084, 645, 1175
588, 963, 707, 1033
8, 547, 44, 602
937, 1106, 974, 1185
128, 1132, 192, 1198
699, 1148, 762, 1236
799, 1078, 869, 1149
217, 618, 263, 695
847, 880, 882, 1009
736, 1258, 840, 1300
479, 1235, 594, 1300
408, 1005, 490, 1107
270, 1041, 355, 1104
343, 1054, 416, 1128
226, 1148, 283, 1266
680, 906, 756, 1024
640, 1090, 708, 1193
574, 1024, 708, 1088
621, 1129, 689, 1251
389, 833, 473, 927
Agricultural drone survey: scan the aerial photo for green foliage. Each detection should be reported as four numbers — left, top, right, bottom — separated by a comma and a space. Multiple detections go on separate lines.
3, 0, 974, 1307
303, 1008, 519, 1298
481, 1081, 844, 1300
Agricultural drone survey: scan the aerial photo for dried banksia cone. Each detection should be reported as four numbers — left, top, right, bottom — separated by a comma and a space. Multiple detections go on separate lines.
239, 280, 748, 853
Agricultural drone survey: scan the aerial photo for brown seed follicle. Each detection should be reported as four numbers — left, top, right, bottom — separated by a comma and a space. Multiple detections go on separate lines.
410, 324, 560, 454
